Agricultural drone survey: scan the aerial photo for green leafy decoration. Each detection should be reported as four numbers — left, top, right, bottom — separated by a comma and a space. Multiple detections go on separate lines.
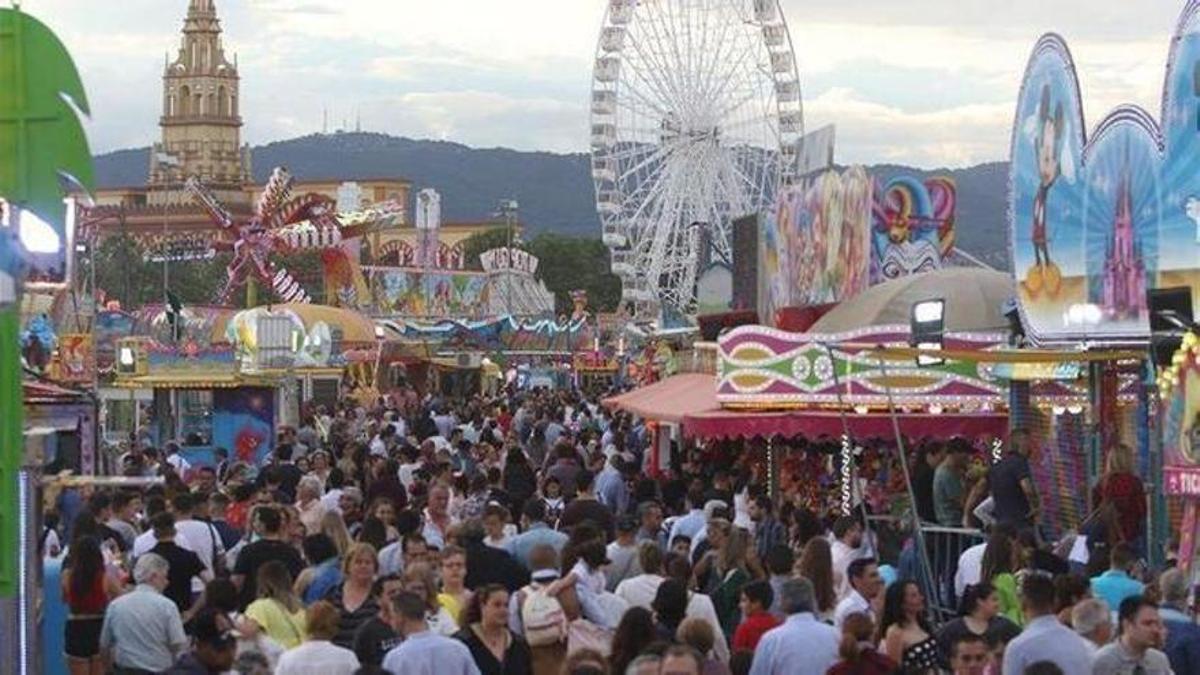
0, 6, 94, 600
0, 6, 94, 229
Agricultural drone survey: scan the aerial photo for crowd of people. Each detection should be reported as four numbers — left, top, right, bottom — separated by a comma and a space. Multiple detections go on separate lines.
45, 383, 1195, 675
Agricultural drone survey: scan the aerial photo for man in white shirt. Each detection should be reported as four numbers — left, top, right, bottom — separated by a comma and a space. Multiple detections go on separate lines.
132, 499, 195, 559
613, 543, 730, 663
955, 539, 988, 599
834, 557, 882, 628
170, 493, 224, 580
369, 424, 395, 458
163, 442, 192, 477
276, 601, 361, 674
830, 516, 867, 601
615, 543, 666, 608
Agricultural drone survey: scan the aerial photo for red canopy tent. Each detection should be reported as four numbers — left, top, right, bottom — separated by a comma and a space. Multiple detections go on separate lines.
602, 373, 719, 424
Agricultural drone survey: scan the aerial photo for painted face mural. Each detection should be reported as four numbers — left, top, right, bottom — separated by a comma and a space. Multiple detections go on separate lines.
1006, 3, 1200, 343
870, 176, 956, 283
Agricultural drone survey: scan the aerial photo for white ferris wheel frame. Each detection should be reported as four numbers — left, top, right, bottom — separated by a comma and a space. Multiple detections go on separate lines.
590, 0, 803, 317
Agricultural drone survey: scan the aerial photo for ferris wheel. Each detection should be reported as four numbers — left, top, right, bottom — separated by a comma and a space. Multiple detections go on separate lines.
591, 0, 803, 317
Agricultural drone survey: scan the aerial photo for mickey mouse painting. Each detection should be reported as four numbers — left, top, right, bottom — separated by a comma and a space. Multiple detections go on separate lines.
1027, 83, 1066, 297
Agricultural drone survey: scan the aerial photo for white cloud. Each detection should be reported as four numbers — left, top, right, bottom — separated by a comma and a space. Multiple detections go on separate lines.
22, 0, 1196, 168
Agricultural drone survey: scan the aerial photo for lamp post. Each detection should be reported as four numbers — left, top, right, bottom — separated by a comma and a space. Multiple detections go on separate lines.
155, 151, 182, 304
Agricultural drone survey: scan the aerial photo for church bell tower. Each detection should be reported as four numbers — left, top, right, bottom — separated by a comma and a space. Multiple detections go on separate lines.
148, 0, 251, 205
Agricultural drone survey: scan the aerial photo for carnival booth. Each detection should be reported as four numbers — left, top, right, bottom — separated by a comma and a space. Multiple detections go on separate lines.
218, 303, 379, 417
23, 380, 98, 475
111, 336, 282, 468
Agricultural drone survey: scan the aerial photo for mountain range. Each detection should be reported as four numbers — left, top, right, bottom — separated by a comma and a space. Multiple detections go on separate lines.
93, 132, 1012, 268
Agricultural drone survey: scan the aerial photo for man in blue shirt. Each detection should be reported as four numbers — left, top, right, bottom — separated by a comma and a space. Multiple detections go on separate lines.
382, 591, 480, 675
748, 577, 839, 675
1091, 543, 1145, 616
507, 500, 568, 571
1158, 568, 1200, 675
595, 453, 631, 515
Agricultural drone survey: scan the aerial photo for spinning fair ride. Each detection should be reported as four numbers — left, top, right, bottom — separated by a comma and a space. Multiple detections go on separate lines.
590, 0, 803, 317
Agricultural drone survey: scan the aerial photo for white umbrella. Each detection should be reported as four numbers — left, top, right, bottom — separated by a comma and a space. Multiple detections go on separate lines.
809, 268, 1015, 334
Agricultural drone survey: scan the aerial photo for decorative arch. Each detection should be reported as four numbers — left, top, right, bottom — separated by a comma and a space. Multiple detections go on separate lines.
179, 85, 191, 115
378, 240, 414, 266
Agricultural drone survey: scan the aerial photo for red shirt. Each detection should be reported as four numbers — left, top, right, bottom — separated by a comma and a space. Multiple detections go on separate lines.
732, 610, 781, 651
1092, 472, 1146, 543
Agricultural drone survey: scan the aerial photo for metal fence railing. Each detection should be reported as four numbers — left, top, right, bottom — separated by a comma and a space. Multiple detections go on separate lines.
865, 515, 986, 625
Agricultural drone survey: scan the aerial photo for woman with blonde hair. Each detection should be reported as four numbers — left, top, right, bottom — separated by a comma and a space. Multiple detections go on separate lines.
275, 601, 361, 675
327, 542, 379, 648
827, 612, 898, 675
797, 536, 837, 620
242, 560, 306, 649
403, 562, 459, 635
1091, 443, 1146, 553
697, 520, 752, 641
676, 617, 732, 675
319, 510, 353, 556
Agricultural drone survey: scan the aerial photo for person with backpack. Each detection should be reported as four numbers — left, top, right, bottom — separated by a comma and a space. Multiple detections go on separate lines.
509, 544, 579, 675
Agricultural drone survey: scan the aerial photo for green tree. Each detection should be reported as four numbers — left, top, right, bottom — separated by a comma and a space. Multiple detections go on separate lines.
87, 235, 330, 308
88, 234, 232, 307
459, 226, 517, 271
525, 233, 620, 315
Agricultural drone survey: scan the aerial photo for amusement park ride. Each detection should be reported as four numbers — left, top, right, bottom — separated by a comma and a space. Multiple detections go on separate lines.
591, 0, 803, 319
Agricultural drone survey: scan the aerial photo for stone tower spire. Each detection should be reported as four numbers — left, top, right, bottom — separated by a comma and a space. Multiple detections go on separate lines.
148, 0, 250, 205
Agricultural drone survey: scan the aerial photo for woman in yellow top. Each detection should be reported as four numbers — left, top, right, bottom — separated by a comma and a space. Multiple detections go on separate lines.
437, 545, 471, 624
979, 531, 1023, 627
242, 560, 307, 648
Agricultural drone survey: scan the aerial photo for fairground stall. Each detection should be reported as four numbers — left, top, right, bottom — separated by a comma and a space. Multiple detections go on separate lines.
111, 336, 281, 468
22, 380, 98, 475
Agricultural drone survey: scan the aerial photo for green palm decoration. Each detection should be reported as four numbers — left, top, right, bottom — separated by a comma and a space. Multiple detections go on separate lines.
0, 4, 94, 599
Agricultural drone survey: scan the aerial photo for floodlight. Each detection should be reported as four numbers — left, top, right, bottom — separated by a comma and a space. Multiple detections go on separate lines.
910, 298, 945, 367
912, 299, 944, 325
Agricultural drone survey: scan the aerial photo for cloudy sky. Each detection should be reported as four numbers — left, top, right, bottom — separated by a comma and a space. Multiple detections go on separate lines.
30, 0, 1189, 168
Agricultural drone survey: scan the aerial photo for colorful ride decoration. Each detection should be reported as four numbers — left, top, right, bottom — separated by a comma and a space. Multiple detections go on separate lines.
761, 166, 872, 320
1159, 332, 1200, 568
1008, 2, 1200, 344
384, 315, 594, 353
187, 167, 372, 306
370, 268, 490, 318
717, 325, 1007, 410
870, 176, 956, 283
758, 166, 958, 328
